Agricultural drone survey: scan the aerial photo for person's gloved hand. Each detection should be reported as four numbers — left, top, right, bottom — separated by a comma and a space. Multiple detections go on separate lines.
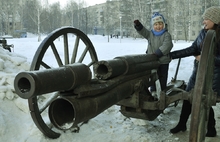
134, 20, 140, 26
134, 20, 143, 31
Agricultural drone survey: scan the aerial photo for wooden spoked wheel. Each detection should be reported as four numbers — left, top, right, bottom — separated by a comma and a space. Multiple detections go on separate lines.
189, 30, 216, 142
28, 27, 98, 138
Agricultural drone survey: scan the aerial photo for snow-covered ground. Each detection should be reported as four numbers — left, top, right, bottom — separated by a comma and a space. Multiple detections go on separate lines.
0, 32, 219, 142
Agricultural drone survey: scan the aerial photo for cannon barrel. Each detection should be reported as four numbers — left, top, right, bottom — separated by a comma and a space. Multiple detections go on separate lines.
93, 54, 159, 79
48, 76, 148, 130
14, 63, 91, 99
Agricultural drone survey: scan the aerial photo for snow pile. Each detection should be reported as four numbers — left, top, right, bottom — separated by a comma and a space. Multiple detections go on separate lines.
0, 48, 29, 100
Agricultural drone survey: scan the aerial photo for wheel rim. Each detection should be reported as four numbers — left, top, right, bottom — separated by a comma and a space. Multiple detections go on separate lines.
189, 30, 216, 142
28, 27, 98, 138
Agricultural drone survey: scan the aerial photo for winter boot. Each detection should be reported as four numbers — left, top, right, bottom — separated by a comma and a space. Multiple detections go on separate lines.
206, 107, 217, 137
170, 100, 191, 134
170, 122, 187, 134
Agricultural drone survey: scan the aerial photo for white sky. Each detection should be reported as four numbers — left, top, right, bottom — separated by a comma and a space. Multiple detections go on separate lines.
48, 0, 106, 7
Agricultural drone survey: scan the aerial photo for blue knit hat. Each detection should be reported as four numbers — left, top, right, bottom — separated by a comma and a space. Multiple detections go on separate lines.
151, 12, 166, 28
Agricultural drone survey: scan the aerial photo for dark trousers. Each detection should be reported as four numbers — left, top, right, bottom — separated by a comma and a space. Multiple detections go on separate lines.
178, 60, 215, 128
179, 100, 215, 128
150, 64, 169, 92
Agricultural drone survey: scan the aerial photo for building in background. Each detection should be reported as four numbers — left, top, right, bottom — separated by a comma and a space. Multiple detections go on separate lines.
0, 0, 24, 37
86, 0, 219, 41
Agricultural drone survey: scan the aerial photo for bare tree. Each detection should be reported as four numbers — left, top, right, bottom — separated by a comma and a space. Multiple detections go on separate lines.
47, 3, 62, 31
63, 0, 78, 27
77, 0, 86, 31
23, 0, 44, 41
104, 0, 118, 42
86, 5, 99, 34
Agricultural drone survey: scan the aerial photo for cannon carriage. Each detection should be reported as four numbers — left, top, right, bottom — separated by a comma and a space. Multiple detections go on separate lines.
14, 27, 217, 142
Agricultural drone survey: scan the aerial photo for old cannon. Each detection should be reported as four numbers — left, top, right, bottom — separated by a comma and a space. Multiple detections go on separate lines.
14, 27, 217, 142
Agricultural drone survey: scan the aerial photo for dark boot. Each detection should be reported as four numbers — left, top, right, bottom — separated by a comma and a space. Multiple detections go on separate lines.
206, 107, 217, 137
170, 100, 191, 134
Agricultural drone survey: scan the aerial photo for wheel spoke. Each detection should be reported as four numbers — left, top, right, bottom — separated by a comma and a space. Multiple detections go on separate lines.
88, 61, 96, 67
71, 35, 80, 63
41, 61, 51, 69
39, 93, 60, 113
78, 45, 89, 63
63, 33, 69, 65
51, 42, 63, 66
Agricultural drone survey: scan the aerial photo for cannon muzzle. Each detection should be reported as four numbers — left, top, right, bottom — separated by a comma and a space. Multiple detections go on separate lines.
93, 54, 159, 79
14, 63, 91, 99
48, 76, 148, 130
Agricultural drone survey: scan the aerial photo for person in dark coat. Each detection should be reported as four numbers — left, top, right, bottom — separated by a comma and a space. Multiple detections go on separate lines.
169, 6, 220, 137
134, 12, 173, 99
